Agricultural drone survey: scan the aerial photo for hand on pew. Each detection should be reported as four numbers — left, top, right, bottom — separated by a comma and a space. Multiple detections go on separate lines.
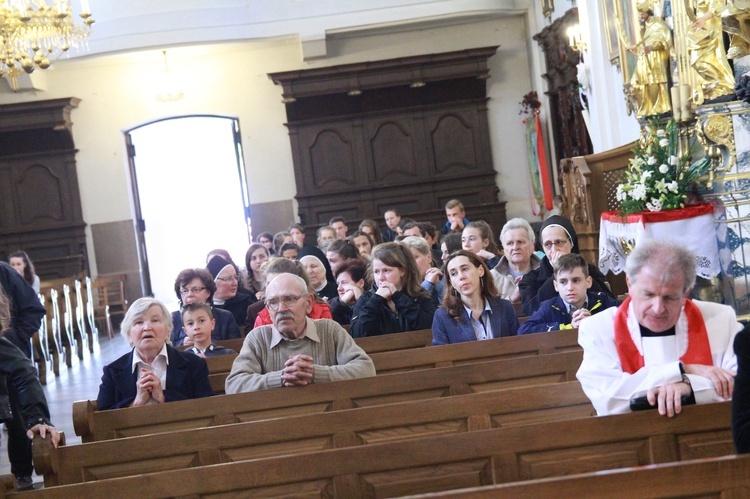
281, 354, 315, 386
646, 381, 693, 418
683, 363, 735, 400
28, 423, 60, 448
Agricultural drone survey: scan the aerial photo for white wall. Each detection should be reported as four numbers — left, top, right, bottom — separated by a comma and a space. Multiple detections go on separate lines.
2, 17, 535, 272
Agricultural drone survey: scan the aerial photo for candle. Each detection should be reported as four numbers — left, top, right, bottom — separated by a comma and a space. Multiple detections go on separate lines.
670, 86, 681, 121
679, 85, 691, 121
80, 0, 89, 13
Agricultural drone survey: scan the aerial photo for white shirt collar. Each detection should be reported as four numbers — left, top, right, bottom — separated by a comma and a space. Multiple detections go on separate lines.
463, 299, 492, 320
131, 343, 169, 372
270, 317, 321, 348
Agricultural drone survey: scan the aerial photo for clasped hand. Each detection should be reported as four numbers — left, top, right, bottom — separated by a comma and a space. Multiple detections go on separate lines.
281, 354, 315, 387
570, 308, 591, 328
376, 282, 398, 301
133, 367, 165, 406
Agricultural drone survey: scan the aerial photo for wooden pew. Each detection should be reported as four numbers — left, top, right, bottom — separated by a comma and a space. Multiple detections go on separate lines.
204, 329, 581, 392
37, 381, 592, 486
20, 402, 732, 497
207, 328, 434, 355
73, 350, 583, 443
414, 453, 750, 498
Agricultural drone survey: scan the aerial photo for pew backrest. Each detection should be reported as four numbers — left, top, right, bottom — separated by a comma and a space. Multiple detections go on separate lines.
26, 402, 733, 497
39, 381, 593, 486
73, 349, 583, 442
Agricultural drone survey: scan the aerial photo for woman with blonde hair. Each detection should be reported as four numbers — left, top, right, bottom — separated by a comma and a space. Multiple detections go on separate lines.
350, 242, 436, 337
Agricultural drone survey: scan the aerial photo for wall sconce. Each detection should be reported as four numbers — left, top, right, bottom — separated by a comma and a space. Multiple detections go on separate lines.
567, 25, 587, 52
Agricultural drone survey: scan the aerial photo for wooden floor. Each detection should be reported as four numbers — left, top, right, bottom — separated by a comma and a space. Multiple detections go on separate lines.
0, 334, 131, 483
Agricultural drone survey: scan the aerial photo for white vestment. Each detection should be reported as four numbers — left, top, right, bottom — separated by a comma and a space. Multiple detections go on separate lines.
576, 300, 740, 415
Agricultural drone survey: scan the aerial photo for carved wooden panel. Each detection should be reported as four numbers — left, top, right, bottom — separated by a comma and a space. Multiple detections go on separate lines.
270, 47, 506, 237
0, 98, 87, 279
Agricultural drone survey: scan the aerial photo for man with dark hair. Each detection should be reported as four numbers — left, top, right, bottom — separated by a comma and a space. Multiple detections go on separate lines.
328, 217, 348, 240
382, 209, 400, 242
577, 240, 739, 417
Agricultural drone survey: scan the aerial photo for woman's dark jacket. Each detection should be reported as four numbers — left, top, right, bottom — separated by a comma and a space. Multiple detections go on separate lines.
349, 285, 436, 338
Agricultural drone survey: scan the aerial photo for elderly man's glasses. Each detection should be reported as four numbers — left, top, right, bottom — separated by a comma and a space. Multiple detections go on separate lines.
542, 239, 570, 250
180, 286, 206, 295
215, 275, 238, 282
266, 294, 304, 311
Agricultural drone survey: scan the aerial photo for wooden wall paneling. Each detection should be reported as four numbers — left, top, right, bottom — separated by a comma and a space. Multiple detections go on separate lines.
0, 98, 88, 280
270, 47, 507, 238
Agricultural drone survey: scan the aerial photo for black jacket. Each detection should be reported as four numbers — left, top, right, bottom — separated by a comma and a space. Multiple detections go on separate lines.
215, 292, 255, 332
350, 286, 436, 338
0, 336, 51, 429
733, 325, 750, 453
97, 344, 214, 410
0, 262, 45, 358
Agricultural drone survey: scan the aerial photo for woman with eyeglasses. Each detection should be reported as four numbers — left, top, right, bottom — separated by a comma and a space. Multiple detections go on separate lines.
432, 250, 518, 345
169, 268, 241, 346
518, 215, 614, 315
350, 242, 436, 338
207, 255, 256, 332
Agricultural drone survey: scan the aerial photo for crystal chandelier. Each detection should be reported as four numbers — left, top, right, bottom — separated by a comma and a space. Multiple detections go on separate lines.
0, 0, 94, 91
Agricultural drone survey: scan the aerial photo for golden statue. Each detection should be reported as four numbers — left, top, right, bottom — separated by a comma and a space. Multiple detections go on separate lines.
686, 0, 736, 100
617, 1, 672, 117
723, 0, 750, 59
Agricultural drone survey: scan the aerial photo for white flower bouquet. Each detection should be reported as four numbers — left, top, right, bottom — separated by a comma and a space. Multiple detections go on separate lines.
616, 119, 711, 215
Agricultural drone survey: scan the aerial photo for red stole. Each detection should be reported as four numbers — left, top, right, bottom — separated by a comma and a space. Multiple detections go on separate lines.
613, 297, 713, 374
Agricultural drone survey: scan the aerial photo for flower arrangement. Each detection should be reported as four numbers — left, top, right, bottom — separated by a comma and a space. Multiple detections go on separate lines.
616, 119, 711, 215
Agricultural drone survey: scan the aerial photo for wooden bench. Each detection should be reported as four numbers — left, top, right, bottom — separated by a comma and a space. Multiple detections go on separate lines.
37, 381, 593, 486
21, 402, 732, 497
415, 453, 750, 498
206, 328, 434, 355
73, 349, 583, 442
204, 329, 581, 392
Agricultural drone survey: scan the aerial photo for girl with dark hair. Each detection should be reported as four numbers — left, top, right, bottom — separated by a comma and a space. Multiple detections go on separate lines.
350, 242, 436, 337
358, 219, 384, 245
461, 220, 501, 268
326, 238, 360, 275
9, 251, 40, 293
257, 232, 275, 254
350, 231, 375, 258
170, 268, 241, 346
244, 243, 269, 300
439, 232, 462, 268
288, 223, 306, 248
329, 259, 369, 325
432, 250, 518, 345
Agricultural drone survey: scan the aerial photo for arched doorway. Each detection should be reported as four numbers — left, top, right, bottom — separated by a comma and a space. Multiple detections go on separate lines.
125, 115, 251, 309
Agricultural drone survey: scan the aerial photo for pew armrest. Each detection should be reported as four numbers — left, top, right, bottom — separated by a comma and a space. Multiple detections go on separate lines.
73, 400, 97, 441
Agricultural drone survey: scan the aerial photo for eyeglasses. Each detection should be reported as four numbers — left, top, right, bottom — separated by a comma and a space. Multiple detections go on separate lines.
215, 275, 238, 282
542, 239, 571, 250
265, 294, 304, 311
180, 286, 207, 295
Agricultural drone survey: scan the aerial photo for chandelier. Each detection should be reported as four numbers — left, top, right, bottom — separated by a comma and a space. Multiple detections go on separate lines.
0, 0, 94, 91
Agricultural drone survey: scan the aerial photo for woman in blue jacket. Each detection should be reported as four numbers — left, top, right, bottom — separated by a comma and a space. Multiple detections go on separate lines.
432, 250, 519, 345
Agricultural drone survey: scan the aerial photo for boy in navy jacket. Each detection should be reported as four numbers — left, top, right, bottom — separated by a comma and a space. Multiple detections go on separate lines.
518, 253, 619, 334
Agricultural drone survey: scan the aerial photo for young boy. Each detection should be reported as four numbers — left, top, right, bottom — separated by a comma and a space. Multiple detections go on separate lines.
518, 253, 619, 334
182, 302, 237, 357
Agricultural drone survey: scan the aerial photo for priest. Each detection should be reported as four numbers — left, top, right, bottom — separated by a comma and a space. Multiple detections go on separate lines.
576, 239, 739, 417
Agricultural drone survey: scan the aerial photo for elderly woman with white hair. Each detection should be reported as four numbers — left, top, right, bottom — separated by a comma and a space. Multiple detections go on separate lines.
491, 217, 541, 304
401, 236, 445, 308
97, 297, 214, 410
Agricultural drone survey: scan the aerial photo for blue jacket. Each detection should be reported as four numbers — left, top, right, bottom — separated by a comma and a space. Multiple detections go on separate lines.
431, 296, 519, 345
170, 306, 241, 346
517, 292, 620, 335
97, 345, 214, 410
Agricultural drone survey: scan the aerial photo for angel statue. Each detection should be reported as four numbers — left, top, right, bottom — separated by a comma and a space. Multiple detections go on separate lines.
686, 0, 736, 100
617, 0, 673, 117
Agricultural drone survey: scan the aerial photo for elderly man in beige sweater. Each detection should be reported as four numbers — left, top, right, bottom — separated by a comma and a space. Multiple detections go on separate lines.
225, 273, 375, 393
